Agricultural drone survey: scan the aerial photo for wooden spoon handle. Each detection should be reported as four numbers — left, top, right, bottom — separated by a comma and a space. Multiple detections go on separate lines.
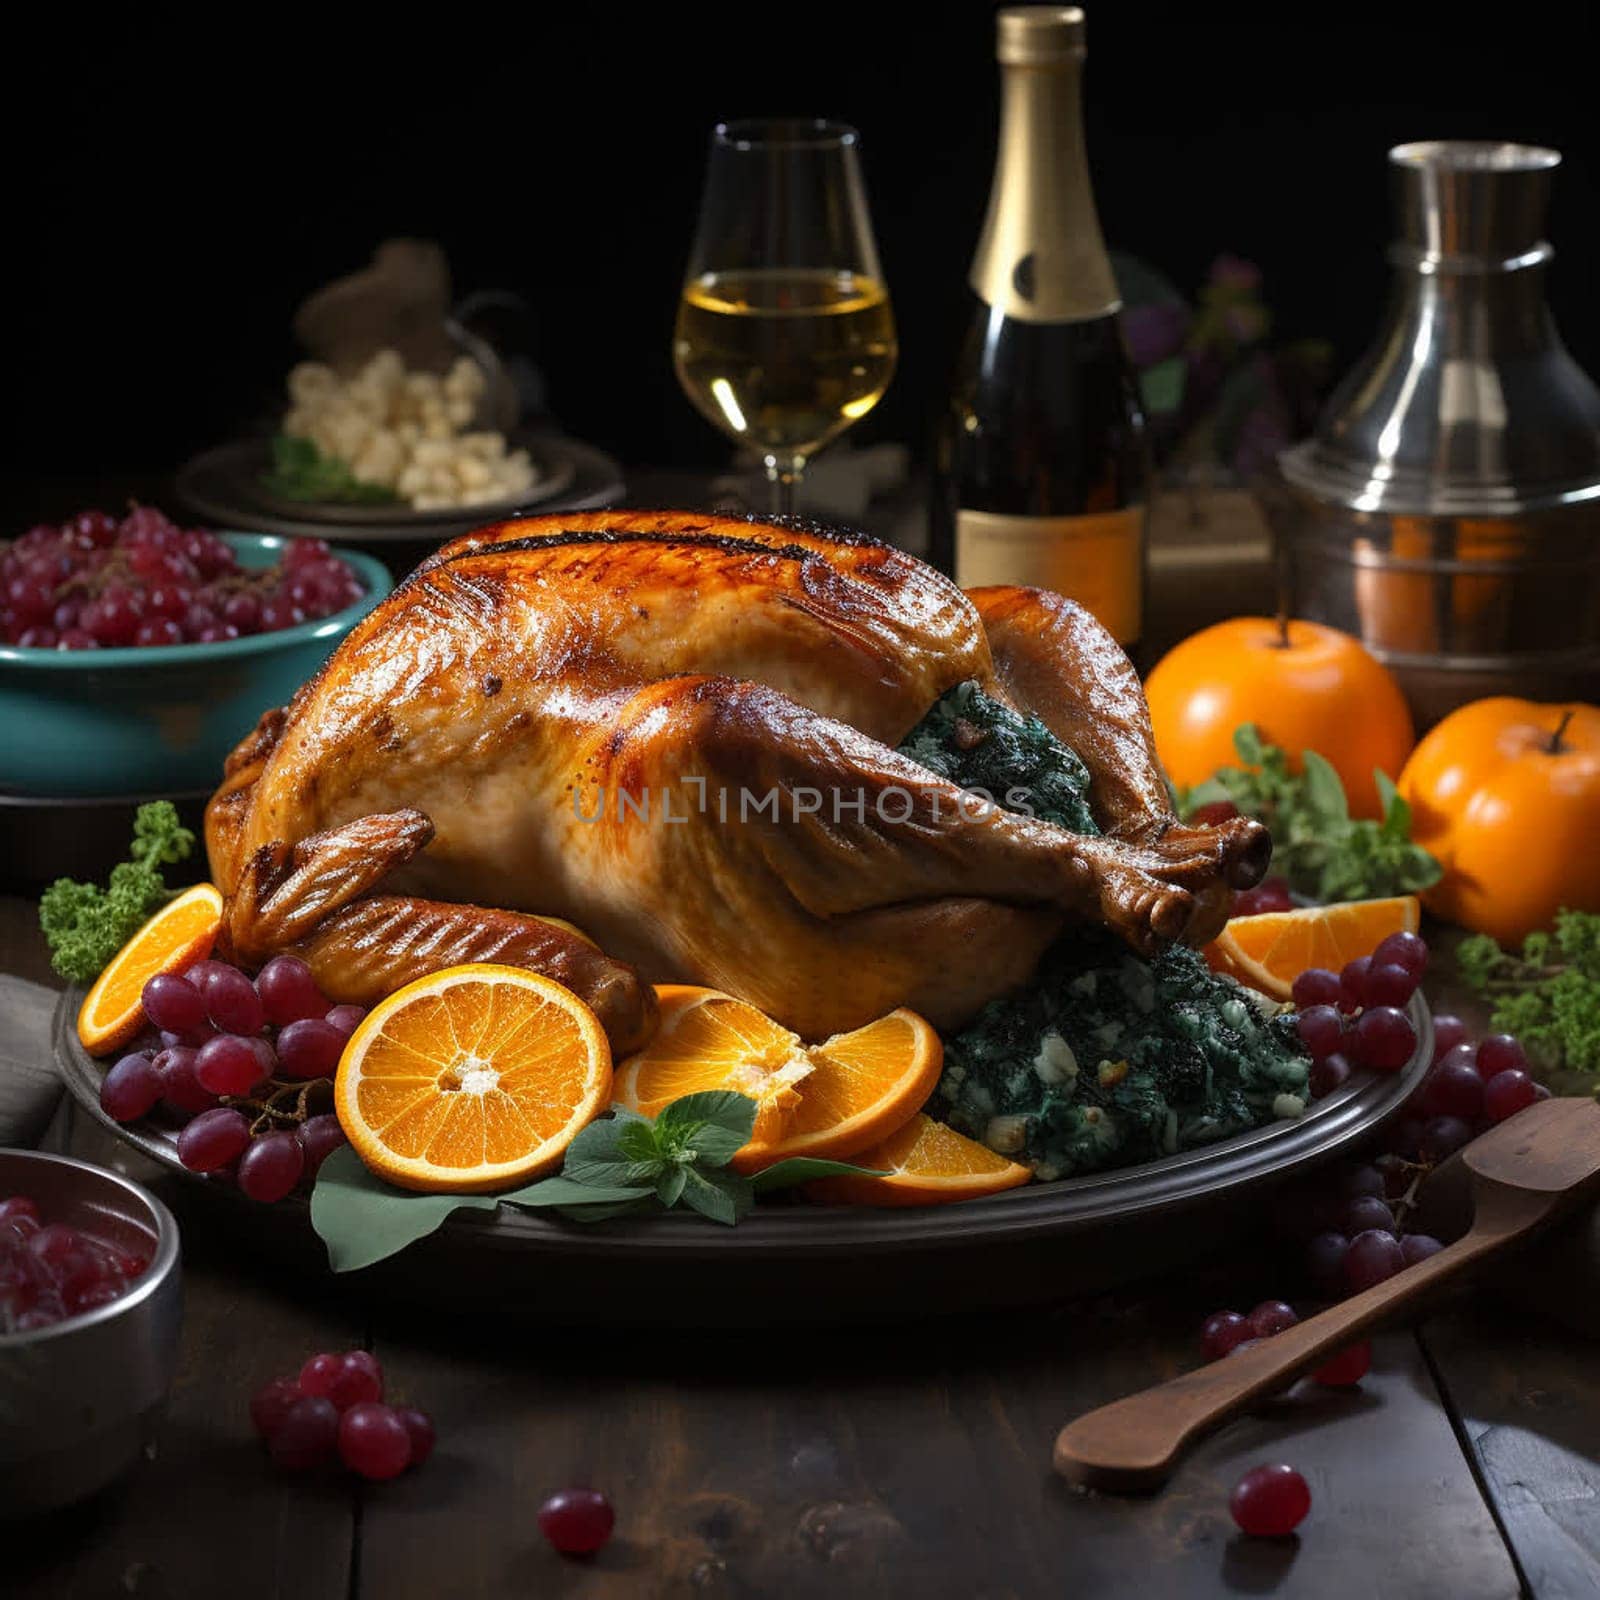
1053, 1200, 1544, 1492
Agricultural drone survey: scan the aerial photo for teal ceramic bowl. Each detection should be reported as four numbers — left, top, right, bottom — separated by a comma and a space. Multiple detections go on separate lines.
0, 534, 393, 798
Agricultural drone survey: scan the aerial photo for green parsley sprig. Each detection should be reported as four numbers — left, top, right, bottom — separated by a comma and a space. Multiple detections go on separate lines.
1181, 724, 1440, 903
263, 433, 399, 506
1456, 909, 1600, 1075
39, 802, 195, 982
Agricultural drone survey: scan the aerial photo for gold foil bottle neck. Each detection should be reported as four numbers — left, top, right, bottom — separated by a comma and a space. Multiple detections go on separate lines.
996, 5, 1086, 65
972, 7, 1119, 324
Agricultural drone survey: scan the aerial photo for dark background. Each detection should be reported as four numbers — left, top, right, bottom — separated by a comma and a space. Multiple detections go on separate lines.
8, 2, 1594, 521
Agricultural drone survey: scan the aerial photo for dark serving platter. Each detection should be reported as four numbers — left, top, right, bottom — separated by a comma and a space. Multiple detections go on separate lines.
176, 433, 624, 551
54, 989, 1432, 1326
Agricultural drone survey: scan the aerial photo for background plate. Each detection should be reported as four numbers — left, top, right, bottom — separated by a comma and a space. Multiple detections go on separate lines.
176, 434, 624, 547
54, 989, 1432, 1325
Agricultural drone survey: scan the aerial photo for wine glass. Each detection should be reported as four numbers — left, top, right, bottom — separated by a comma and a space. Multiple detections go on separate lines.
673, 119, 897, 518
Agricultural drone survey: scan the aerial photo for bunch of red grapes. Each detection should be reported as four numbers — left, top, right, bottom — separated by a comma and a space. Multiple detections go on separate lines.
0, 1195, 149, 1332
252, 1350, 434, 1481
1291, 929, 1429, 1093
1, 506, 363, 648
100, 954, 358, 1202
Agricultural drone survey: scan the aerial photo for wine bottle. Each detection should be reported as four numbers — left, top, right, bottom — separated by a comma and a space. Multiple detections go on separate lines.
931, 5, 1149, 654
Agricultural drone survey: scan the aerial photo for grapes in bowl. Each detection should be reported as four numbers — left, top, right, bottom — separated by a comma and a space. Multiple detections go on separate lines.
0, 511, 392, 797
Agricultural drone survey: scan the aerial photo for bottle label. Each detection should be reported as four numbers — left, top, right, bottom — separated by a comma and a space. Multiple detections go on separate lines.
956, 506, 1144, 644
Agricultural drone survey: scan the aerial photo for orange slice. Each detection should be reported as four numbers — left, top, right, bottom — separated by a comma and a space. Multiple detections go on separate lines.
805, 1114, 1032, 1208
76, 882, 224, 1057
613, 986, 943, 1174
1208, 896, 1421, 1000
334, 963, 612, 1194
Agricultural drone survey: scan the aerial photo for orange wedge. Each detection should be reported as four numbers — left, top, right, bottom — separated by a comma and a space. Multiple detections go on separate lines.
334, 963, 612, 1194
77, 882, 224, 1057
613, 986, 943, 1174
1208, 896, 1421, 1000
805, 1114, 1032, 1208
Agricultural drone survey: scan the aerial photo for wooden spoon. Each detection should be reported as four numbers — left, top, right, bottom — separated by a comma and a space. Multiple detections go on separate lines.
1054, 1096, 1600, 1492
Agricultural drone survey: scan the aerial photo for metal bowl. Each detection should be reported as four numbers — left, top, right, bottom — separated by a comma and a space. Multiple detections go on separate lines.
0, 533, 392, 798
0, 1149, 182, 1516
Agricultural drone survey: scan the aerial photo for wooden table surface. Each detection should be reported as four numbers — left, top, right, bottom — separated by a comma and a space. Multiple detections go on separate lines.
5, 893, 1599, 1599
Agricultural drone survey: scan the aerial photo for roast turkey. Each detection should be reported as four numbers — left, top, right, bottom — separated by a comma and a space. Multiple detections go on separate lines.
205, 511, 1268, 1052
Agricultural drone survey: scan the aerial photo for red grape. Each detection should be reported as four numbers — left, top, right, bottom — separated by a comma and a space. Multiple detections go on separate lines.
1343, 1229, 1404, 1292
1343, 1195, 1394, 1235
100, 1052, 162, 1122
395, 1408, 435, 1469
155, 1046, 216, 1115
324, 1004, 367, 1037
328, 1351, 384, 1411
1483, 1069, 1538, 1124
1372, 930, 1428, 977
259, 597, 304, 632
1353, 1007, 1416, 1072
202, 967, 264, 1036
1476, 1034, 1529, 1079
1420, 1116, 1473, 1162
1434, 1040, 1481, 1080
538, 1488, 615, 1555
194, 1035, 266, 1097
298, 1114, 348, 1176
1230, 1463, 1310, 1536
1313, 1341, 1372, 1387
269, 1396, 340, 1471
237, 1132, 305, 1203
276, 1019, 345, 1080
141, 972, 208, 1038
1247, 1299, 1298, 1338
285, 537, 333, 569
1290, 967, 1341, 1008
1294, 1005, 1344, 1061
134, 616, 183, 647
197, 623, 240, 643
17, 625, 58, 648
1305, 1231, 1348, 1296
177, 1107, 251, 1173
251, 1376, 302, 1441
1308, 1051, 1352, 1098
1337, 956, 1372, 1014
1430, 1014, 1470, 1064
1232, 877, 1293, 917
338, 1403, 412, 1481
1401, 1233, 1444, 1266
1364, 962, 1418, 1007
143, 584, 191, 621
222, 592, 261, 634
1200, 1309, 1251, 1361
1421, 1059, 1484, 1122
257, 955, 328, 1026
300, 1352, 343, 1396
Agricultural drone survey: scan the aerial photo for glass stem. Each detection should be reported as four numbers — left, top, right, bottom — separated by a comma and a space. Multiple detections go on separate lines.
764, 454, 805, 520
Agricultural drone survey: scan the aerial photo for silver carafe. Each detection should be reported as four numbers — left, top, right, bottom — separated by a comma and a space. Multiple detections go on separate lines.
1275, 141, 1600, 725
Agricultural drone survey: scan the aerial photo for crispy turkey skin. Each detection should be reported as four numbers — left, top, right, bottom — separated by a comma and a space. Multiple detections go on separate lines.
206, 511, 1267, 1046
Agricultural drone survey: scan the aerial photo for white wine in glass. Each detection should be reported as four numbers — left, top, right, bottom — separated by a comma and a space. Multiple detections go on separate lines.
674, 120, 897, 516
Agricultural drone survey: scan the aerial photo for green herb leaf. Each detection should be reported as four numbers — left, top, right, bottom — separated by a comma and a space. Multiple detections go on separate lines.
263, 433, 400, 505
656, 1166, 689, 1207
1300, 751, 1348, 825
656, 1090, 757, 1147
749, 1157, 891, 1192
310, 1146, 500, 1273
678, 1167, 754, 1226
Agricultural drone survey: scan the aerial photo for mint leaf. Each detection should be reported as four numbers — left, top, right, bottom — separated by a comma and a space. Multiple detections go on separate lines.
679, 1167, 753, 1226
750, 1157, 891, 1192
310, 1146, 500, 1273
616, 1118, 665, 1164
1233, 723, 1265, 767
657, 1090, 757, 1144
562, 1114, 663, 1187
1300, 751, 1348, 825
657, 1166, 689, 1207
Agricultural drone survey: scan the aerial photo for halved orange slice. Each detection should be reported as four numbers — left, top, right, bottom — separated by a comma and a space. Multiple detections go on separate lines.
613, 986, 943, 1174
1208, 896, 1421, 1000
77, 882, 223, 1057
334, 963, 612, 1194
805, 1114, 1032, 1207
